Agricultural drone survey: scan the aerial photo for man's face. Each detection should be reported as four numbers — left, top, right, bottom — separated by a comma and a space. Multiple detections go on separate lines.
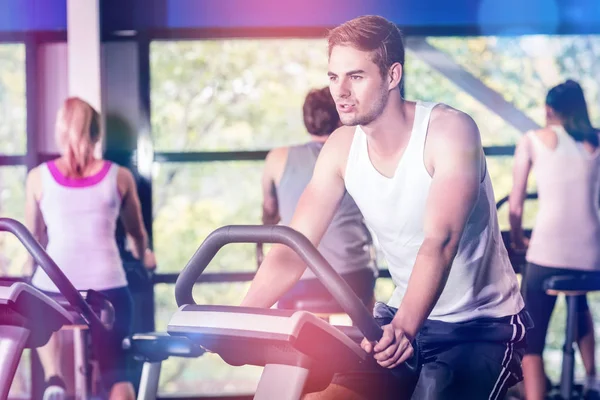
328, 45, 389, 127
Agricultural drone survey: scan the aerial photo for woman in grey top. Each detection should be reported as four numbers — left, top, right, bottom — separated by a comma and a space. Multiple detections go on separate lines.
257, 87, 376, 309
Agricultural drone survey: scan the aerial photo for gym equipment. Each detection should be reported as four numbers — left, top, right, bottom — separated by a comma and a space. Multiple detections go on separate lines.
168, 225, 420, 400
0, 281, 73, 400
544, 274, 600, 400
0, 218, 113, 400
122, 333, 205, 400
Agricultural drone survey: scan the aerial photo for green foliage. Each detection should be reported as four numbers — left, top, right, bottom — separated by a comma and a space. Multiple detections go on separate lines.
0, 44, 26, 155
0, 45, 28, 277
0, 167, 28, 276
0, 44, 29, 398
150, 39, 329, 152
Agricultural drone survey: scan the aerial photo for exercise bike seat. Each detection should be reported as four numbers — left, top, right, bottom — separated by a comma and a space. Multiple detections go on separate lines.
123, 332, 205, 363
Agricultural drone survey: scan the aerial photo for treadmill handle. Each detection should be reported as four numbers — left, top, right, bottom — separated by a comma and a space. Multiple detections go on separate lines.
175, 225, 383, 342
0, 218, 104, 332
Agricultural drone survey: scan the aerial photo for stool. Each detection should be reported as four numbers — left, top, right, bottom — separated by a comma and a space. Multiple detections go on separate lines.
543, 273, 600, 399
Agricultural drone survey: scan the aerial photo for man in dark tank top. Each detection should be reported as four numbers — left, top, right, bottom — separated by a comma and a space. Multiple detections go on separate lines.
257, 86, 377, 310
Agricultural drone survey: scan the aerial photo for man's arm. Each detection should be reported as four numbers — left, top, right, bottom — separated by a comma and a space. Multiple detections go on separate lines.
261, 148, 284, 226
242, 131, 349, 308
509, 134, 533, 250
257, 149, 284, 265
368, 110, 483, 368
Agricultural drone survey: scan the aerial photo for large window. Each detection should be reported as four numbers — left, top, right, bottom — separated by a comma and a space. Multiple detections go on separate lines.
0, 44, 28, 277
428, 36, 600, 127
150, 38, 330, 396
0, 43, 30, 399
151, 39, 328, 152
150, 34, 600, 391
0, 44, 27, 155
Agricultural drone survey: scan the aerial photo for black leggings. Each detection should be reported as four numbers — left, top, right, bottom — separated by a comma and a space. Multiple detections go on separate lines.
521, 263, 592, 355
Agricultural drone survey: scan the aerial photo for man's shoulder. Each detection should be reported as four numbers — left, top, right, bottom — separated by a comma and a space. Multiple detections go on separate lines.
429, 103, 476, 128
427, 103, 479, 145
266, 146, 289, 160
311, 126, 356, 179
322, 126, 356, 163
264, 146, 289, 177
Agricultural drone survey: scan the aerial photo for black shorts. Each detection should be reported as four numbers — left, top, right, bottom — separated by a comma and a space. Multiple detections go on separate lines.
277, 268, 376, 310
45, 286, 133, 389
332, 303, 532, 400
521, 263, 593, 355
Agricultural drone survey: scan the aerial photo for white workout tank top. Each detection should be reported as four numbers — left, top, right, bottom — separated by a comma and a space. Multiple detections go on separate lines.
525, 126, 600, 270
31, 160, 127, 292
344, 101, 523, 322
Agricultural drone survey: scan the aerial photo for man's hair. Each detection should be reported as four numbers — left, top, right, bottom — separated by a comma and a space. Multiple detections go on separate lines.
327, 15, 405, 77
303, 87, 339, 137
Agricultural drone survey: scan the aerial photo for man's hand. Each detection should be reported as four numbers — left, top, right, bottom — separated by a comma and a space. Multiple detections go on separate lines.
360, 322, 414, 369
511, 236, 529, 252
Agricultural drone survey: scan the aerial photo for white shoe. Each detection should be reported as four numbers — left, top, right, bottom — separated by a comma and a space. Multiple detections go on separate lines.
42, 385, 66, 400
584, 375, 600, 394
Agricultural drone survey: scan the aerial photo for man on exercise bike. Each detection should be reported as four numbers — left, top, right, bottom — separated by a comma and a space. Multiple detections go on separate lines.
241, 15, 531, 399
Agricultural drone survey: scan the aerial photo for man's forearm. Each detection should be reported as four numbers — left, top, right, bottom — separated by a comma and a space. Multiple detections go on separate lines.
509, 210, 524, 243
241, 245, 306, 308
392, 238, 457, 339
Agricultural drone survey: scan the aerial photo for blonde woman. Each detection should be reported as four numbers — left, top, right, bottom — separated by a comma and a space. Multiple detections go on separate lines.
25, 97, 155, 400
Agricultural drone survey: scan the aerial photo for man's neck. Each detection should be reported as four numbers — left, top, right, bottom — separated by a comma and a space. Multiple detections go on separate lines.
360, 96, 415, 157
309, 134, 329, 143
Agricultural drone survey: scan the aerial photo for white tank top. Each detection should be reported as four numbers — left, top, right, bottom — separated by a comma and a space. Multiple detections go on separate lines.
31, 160, 127, 292
344, 101, 523, 322
526, 126, 600, 270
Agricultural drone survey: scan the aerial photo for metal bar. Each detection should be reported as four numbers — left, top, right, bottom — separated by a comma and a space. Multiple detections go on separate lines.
0, 326, 30, 400
0, 155, 26, 166
72, 328, 89, 400
138, 362, 161, 400
148, 148, 510, 164
405, 37, 541, 133
35, 148, 512, 166
154, 151, 268, 163
483, 146, 515, 156
153, 269, 392, 285
25, 35, 40, 171
153, 272, 256, 285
